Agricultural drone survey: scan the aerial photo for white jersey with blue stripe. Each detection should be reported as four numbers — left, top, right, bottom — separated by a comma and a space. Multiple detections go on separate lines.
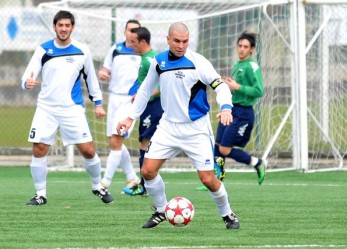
21, 39, 102, 111
129, 49, 232, 123
102, 42, 141, 95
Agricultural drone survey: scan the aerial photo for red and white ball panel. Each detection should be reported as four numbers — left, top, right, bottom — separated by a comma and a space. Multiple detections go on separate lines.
164, 197, 195, 227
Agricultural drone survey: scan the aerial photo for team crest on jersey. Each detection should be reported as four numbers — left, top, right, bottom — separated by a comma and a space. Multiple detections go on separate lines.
175, 71, 185, 79
66, 57, 75, 63
130, 55, 138, 61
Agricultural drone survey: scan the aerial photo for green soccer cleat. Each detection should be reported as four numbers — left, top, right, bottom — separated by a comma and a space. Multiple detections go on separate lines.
214, 157, 226, 181
195, 186, 208, 191
122, 185, 147, 196
255, 159, 267, 185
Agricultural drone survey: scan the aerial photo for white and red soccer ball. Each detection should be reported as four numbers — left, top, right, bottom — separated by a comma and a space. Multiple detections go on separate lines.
164, 197, 195, 227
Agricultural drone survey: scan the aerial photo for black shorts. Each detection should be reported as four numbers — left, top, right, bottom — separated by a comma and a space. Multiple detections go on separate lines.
215, 104, 254, 148
138, 97, 164, 142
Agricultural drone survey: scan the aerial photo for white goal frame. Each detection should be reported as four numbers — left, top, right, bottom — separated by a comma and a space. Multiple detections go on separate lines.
37, 0, 347, 172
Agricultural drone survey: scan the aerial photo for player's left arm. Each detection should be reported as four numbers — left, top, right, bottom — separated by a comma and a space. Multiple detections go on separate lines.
198, 54, 233, 125
83, 46, 105, 119
211, 79, 233, 126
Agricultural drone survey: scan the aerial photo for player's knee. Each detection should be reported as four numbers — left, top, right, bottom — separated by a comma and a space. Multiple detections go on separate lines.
33, 143, 49, 157
219, 146, 231, 156
141, 165, 157, 180
200, 172, 216, 187
140, 166, 150, 179
80, 146, 96, 159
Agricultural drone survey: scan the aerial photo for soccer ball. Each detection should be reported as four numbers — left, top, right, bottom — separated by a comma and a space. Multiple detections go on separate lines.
164, 197, 195, 227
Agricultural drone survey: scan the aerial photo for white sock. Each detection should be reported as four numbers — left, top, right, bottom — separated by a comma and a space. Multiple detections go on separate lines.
30, 156, 48, 197
209, 182, 232, 217
250, 156, 259, 167
120, 144, 137, 181
84, 154, 102, 190
102, 150, 122, 188
144, 174, 167, 213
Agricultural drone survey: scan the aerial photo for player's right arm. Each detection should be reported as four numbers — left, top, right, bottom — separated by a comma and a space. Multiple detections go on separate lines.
128, 59, 160, 119
117, 117, 134, 135
117, 57, 159, 134
21, 47, 43, 90
98, 67, 110, 80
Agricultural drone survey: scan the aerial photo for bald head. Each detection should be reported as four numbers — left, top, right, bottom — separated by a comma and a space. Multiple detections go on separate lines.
167, 22, 190, 57
168, 22, 189, 36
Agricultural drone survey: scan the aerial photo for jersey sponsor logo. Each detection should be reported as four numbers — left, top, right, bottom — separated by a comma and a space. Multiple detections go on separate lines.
204, 159, 212, 166
238, 123, 248, 136
47, 48, 53, 54
160, 60, 166, 68
66, 57, 75, 63
175, 71, 185, 79
130, 55, 139, 61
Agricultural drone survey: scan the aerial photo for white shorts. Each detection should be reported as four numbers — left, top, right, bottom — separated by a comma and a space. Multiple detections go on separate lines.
145, 115, 215, 171
28, 105, 93, 146
107, 93, 136, 137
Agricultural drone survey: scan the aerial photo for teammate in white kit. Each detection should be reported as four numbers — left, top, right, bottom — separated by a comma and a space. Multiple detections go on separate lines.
117, 22, 240, 229
22, 10, 113, 205
98, 20, 142, 193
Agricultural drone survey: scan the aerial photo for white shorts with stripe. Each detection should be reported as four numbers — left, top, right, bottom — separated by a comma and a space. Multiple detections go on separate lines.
107, 93, 136, 137
145, 115, 215, 171
28, 105, 93, 146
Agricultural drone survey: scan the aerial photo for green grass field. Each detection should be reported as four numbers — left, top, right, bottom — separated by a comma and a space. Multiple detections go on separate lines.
0, 167, 346, 249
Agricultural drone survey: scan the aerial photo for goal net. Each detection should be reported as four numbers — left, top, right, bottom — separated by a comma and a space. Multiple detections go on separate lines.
37, 0, 347, 172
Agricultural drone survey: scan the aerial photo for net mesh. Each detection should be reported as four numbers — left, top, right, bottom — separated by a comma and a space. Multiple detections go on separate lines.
37, 0, 347, 172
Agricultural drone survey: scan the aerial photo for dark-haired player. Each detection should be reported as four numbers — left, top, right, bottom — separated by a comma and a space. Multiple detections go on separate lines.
22, 10, 113, 205
214, 31, 266, 185
122, 27, 163, 196
98, 20, 142, 193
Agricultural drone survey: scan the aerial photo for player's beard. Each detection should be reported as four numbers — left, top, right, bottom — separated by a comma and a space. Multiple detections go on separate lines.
56, 32, 71, 43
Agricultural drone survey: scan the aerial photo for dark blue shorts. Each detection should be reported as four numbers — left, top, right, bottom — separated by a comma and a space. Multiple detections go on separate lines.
139, 97, 164, 142
215, 104, 254, 148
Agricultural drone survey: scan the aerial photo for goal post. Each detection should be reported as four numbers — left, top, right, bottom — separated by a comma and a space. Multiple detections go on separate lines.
37, 0, 347, 172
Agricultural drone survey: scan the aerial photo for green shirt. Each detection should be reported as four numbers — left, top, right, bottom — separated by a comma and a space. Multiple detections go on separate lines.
231, 57, 264, 106
138, 49, 159, 102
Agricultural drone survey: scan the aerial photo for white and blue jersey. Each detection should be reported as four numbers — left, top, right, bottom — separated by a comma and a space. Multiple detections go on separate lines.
21, 39, 102, 111
102, 42, 141, 95
129, 49, 232, 123
21, 39, 103, 145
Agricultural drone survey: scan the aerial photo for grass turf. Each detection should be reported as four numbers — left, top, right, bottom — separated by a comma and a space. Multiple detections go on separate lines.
0, 167, 346, 249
